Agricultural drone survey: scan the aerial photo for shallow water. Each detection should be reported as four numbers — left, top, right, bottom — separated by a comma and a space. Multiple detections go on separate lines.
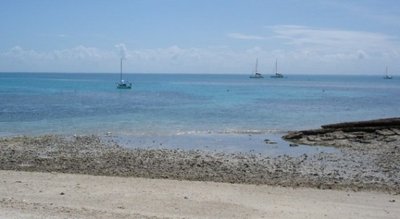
110, 133, 338, 156
1, 73, 398, 154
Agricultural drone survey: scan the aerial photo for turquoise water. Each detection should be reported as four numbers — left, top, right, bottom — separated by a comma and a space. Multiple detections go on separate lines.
1, 73, 399, 154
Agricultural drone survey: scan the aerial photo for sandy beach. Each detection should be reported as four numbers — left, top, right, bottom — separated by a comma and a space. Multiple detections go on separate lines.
1, 170, 399, 219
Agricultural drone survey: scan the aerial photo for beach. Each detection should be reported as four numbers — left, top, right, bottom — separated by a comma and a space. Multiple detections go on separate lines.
1, 118, 400, 217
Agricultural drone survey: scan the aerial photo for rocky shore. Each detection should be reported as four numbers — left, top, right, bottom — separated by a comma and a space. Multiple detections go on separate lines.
284, 117, 400, 147
1, 118, 399, 193
283, 117, 400, 192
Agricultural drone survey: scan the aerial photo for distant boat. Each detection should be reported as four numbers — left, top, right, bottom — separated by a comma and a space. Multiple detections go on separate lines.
270, 59, 284, 78
383, 66, 392, 79
249, 58, 264, 79
116, 58, 132, 89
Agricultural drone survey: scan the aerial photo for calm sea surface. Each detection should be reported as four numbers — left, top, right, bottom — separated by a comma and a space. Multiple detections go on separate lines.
1, 73, 399, 155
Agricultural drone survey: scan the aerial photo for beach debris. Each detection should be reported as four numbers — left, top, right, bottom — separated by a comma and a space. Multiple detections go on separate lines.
389, 199, 395, 203
60, 192, 65, 195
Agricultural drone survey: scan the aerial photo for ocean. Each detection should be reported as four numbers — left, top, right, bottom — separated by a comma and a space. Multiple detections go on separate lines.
1, 73, 399, 155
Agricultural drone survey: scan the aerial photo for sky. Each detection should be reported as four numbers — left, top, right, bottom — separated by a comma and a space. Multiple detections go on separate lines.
1, 0, 400, 75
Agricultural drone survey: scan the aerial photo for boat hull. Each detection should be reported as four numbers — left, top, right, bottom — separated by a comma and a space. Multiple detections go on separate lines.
249, 76, 264, 79
271, 74, 284, 78
117, 83, 132, 89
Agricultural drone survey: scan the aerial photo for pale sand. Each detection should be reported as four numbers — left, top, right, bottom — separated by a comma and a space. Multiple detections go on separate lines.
0, 170, 398, 219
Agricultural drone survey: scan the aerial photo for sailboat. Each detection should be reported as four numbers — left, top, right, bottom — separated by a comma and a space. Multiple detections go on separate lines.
116, 58, 132, 89
270, 59, 284, 78
249, 58, 263, 78
383, 66, 392, 79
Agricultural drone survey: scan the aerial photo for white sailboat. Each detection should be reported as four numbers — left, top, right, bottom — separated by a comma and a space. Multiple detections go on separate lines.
116, 58, 132, 89
249, 58, 263, 78
270, 59, 284, 78
383, 66, 392, 79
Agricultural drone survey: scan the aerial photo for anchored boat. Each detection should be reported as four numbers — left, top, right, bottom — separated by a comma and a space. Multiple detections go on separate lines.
383, 66, 392, 79
116, 58, 132, 89
270, 59, 284, 78
249, 58, 264, 79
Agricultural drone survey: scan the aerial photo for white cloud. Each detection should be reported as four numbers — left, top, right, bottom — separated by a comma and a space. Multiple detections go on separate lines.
271, 25, 397, 49
3, 45, 114, 61
115, 43, 128, 59
267, 25, 400, 62
1, 26, 400, 74
0, 45, 116, 72
227, 33, 266, 40
0, 44, 276, 73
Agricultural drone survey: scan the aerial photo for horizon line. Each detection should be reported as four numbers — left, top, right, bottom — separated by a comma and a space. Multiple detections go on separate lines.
0, 71, 396, 77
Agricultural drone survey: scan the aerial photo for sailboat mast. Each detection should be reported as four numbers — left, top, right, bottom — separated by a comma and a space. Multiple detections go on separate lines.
275, 59, 278, 74
120, 58, 123, 81
255, 58, 258, 73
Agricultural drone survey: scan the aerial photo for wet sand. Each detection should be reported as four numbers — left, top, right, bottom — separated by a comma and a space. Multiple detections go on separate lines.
1, 170, 399, 219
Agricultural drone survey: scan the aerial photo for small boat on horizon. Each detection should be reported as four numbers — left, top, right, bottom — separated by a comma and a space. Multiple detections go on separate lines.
383, 66, 393, 79
116, 58, 132, 89
270, 59, 284, 78
249, 58, 264, 79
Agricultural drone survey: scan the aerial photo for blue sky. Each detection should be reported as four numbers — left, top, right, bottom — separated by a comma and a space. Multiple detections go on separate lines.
1, 0, 400, 74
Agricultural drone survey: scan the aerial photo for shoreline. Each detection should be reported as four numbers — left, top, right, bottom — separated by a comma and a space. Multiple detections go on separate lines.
1, 117, 400, 193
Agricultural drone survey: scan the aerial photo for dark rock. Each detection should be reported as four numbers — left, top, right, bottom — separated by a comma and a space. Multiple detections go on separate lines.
321, 117, 400, 129
283, 132, 303, 140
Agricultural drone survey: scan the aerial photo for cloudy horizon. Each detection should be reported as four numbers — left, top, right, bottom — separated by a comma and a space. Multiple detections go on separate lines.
1, 0, 399, 75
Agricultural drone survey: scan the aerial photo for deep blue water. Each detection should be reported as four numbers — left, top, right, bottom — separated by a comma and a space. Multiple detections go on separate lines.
1, 73, 399, 154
